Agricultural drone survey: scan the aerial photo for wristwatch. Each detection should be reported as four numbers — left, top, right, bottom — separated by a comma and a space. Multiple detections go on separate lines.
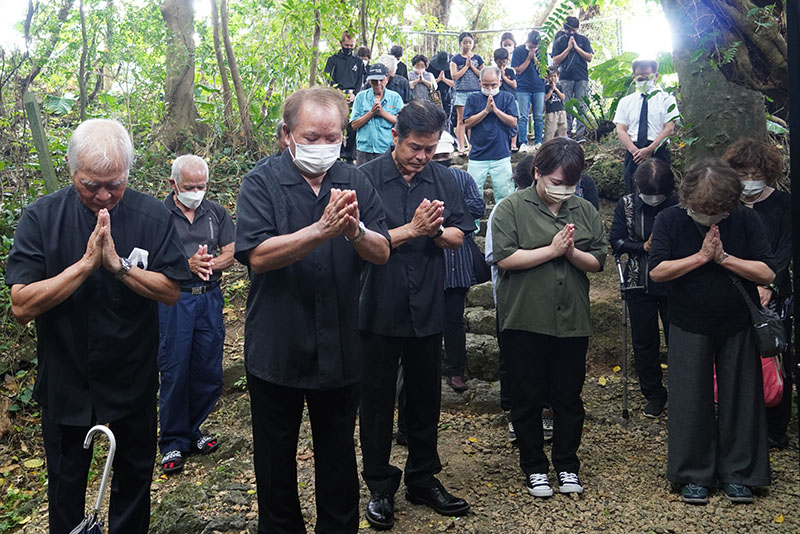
717, 252, 730, 264
433, 225, 445, 239
345, 221, 367, 243
115, 257, 132, 279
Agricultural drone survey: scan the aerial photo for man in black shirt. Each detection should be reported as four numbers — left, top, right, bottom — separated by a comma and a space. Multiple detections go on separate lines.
235, 86, 391, 533
551, 16, 594, 142
380, 54, 412, 104
358, 100, 474, 530
324, 31, 364, 163
390, 44, 408, 79
6, 119, 191, 533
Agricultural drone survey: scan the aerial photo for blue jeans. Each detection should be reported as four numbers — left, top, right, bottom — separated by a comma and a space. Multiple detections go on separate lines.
559, 79, 589, 141
515, 90, 545, 145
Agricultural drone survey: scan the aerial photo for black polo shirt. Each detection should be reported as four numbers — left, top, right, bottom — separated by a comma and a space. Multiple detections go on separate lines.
163, 193, 235, 286
5, 186, 191, 425
234, 151, 390, 390
324, 51, 364, 92
359, 152, 473, 337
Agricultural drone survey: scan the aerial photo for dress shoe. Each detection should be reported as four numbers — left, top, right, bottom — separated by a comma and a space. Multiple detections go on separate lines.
365, 492, 394, 530
446, 375, 468, 393
405, 481, 469, 516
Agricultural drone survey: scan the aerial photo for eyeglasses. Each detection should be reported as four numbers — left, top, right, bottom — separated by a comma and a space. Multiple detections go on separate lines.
737, 171, 764, 180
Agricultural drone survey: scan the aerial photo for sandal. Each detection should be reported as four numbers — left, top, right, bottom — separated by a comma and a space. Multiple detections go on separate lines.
191, 436, 220, 455
161, 450, 184, 474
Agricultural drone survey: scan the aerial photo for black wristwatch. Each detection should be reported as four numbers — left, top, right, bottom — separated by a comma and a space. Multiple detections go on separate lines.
115, 257, 132, 279
433, 225, 445, 239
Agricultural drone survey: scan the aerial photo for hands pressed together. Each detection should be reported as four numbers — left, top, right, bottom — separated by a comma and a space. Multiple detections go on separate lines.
549, 223, 576, 258
410, 198, 445, 238
317, 188, 362, 241
698, 225, 726, 264
83, 209, 124, 274
189, 244, 214, 281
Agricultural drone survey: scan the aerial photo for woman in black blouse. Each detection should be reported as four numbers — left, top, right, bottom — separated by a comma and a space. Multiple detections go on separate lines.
723, 138, 793, 450
649, 160, 775, 505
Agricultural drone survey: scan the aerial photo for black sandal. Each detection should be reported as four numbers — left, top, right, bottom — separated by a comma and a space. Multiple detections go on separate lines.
191, 436, 220, 455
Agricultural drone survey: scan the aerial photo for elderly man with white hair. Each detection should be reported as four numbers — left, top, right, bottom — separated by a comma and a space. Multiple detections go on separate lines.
463, 65, 519, 207
6, 118, 190, 533
380, 54, 411, 104
158, 155, 235, 475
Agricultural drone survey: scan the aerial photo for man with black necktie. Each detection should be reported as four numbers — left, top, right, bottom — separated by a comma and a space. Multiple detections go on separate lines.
614, 60, 680, 193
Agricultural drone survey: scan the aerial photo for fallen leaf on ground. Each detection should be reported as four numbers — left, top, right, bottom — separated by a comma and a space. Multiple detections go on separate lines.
774, 514, 784, 523
23, 458, 43, 469
598, 377, 607, 387
612, 366, 621, 373
468, 437, 478, 443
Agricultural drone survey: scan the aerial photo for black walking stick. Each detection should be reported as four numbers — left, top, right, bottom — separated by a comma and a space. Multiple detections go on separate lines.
615, 256, 630, 420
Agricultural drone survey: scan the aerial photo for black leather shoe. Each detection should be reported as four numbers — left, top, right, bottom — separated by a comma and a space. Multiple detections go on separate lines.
405, 482, 470, 516
365, 492, 394, 530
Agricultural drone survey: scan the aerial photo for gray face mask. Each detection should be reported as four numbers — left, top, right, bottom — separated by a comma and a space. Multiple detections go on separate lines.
687, 208, 728, 227
639, 193, 666, 207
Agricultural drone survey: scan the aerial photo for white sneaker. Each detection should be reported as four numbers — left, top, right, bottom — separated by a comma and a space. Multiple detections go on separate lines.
558, 471, 584, 494
518, 144, 529, 152
533, 143, 542, 151
526, 473, 553, 498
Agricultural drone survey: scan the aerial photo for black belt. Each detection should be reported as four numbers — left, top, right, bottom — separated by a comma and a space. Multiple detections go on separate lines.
180, 281, 220, 295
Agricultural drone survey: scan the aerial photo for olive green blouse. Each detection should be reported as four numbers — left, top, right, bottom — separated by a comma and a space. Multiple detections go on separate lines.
491, 186, 608, 337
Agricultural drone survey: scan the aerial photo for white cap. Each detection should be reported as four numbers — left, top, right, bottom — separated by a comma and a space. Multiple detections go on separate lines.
435, 131, 455, 155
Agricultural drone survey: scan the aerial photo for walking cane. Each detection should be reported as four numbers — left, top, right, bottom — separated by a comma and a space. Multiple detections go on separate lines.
615, 256, 629, 420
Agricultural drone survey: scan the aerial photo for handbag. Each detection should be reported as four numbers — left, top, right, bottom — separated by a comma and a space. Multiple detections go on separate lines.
727, 273, 788, 358
713, 355, 784, 407
466, 237, 491, 285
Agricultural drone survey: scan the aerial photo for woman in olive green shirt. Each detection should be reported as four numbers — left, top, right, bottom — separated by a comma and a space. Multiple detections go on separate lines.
491, 138, 607, 498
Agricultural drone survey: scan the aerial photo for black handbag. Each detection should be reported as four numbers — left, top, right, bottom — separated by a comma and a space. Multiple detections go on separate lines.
728, 273, 788, 358
467, 236, 491, 285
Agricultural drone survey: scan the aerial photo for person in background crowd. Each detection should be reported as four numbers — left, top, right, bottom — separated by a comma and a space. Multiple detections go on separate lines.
380, 54, 412, 104
610, 158, 678, 418
428, 51, 455, 127
351, 63, 403, 167
432, 132, 486, 393
235, 86, 391, 533
359, 100, 473, 530
543, 68, 567, 141
494, 47, 518, 152
6, 118, 190, 533
614, 59, 679, 193
463, 66, 518, 210
574, 173, 599, 210
158, 155, 235, 474
409, 54, 438, 102
450, 32, 484, 156
324, 31, 364, 163
500, 32, 516, 57
491, 138, 607, 498
511, 30, 545, 152
357, 46, 372, 87
390, 44, 408, 79
551, 17, 594, 142
723, 138, 793, 450
257, 120, 290, 165
649, 159, 774, 505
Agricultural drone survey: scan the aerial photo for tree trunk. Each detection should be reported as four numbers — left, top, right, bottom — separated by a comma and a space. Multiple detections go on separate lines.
159, 0, 206, 150
309, 4, 321, 86
359, 0, 368, 46
88, 0, 114, 103
210, 0, 234, 132
78, 0, 88, 121
17, 0, 74, 101
220, 0, 253, 147
662, 0, 768, 163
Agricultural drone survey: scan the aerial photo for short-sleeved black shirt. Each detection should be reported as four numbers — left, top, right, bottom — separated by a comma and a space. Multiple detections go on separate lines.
359, 152, 474, 337
5, 186, 191, 425
648, 205, 775, 336
752, 190, 792, 296
163, 194, 235, 286
551, 33, 593, 81
234, 151, 390, 390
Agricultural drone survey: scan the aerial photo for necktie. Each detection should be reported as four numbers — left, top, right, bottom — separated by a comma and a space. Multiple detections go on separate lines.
637, 93, 648, 146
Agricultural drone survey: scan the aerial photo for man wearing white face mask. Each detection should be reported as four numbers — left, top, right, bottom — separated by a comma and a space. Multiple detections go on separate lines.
463, 66, 518, 208
614, 59, 679, 193
158, 154, 236, 474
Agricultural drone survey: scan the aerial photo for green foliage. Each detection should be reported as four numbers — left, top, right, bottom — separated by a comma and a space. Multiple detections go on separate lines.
535, 1, 577, 77
588, 156, 626, 201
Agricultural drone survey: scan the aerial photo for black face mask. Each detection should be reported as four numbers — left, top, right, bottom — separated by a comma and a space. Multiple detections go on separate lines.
341, 47, 353, 56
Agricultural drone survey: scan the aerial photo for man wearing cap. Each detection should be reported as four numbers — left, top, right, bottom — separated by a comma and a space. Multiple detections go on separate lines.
350, 63, 404, 167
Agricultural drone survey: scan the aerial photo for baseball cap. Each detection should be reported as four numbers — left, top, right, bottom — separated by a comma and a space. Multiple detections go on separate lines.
366, 63, 388, 81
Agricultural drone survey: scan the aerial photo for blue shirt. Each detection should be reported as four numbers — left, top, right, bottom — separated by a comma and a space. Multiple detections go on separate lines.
451, 53, 483, 92
350, 88, 404, 154
463, 91, 518, 161
511, 45, 545, 92
444, 168, 485, 289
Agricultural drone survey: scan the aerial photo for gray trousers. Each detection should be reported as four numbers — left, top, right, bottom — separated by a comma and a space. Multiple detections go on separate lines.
666, 324, 770, 487
559, 79, 589, 141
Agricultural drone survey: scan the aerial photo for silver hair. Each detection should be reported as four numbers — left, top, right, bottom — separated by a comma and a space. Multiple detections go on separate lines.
67, 119, 134, 175
275, 119, 285, 140
377, 54, 397, 75
480, 65, 501, 81
171, 155, 209, 185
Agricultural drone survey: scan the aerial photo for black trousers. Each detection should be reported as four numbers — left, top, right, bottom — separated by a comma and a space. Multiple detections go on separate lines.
666, 325, 770, 486
42, 401, 156, 534
248, 374, 360, 534
501, 330, 588, 475
627, 291, 669, 401
623, 142, 671, 194
496, 315, 512, 411
443, 287, 469, 378
360, 332, 443, 495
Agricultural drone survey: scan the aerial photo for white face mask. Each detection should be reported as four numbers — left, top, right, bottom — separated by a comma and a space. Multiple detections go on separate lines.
481, 87, 500, 97
635, 79, 656, 94
543, 183, 576, 203
290, 134, 340, 176
687, 208, 728, 227
741, 180, 766, 198
176, 189, 205, 210
639, 193, 666, 207
504, 45, 514, 55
